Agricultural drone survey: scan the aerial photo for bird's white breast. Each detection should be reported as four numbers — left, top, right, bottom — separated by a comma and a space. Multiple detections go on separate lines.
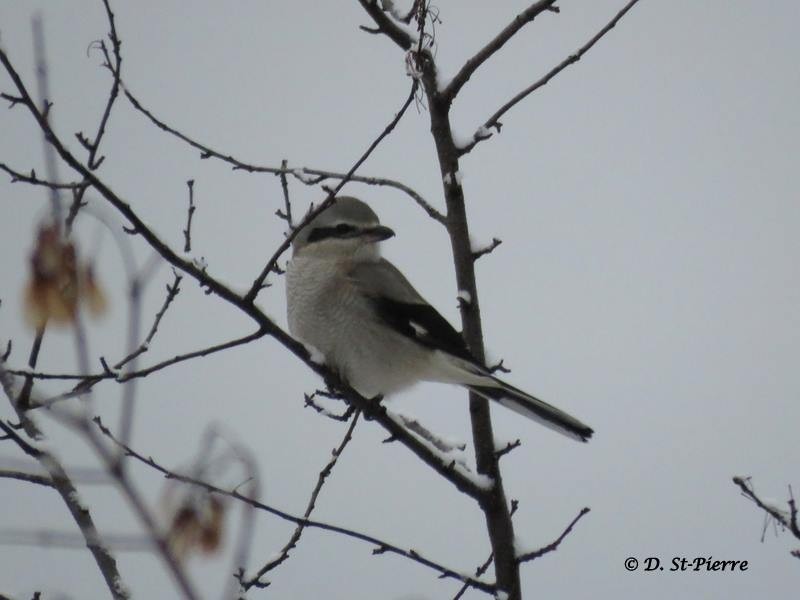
286, 255, 433, 397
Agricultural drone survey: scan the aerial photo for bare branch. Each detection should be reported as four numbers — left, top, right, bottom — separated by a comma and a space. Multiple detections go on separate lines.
14, 327, 46, 437
95, 419, 494, 593
494, 439, 520, 459
516, 507, 590, 563
0, 529, 151, 552
443, 1, 558, 102
460, 0, 643, 155
0, 36, 487, 505
0, 468, 54, 488
12, 329, 265, 405
275, 158, 294, 229
82, 0, 123, 170
244, 412, 361, 588
733, 476, 800, 540
117, 83, 443, 223
487, 359, 511, 374
0, 162, 88, 189
451, 501, 519, 600
397, 413, 466, 453
0, 421, 130, 599
113, 270, 183, 370
182, 180, 195, 252
304, 391, 355, 421
32, 15, 63, 226
472, 237, 502, 261
243, 81, 420, 303
356, 0, 415, 50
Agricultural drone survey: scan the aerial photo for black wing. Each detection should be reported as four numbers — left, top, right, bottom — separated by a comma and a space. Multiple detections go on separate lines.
368, 295, 475, 361
350, 258, 476, 362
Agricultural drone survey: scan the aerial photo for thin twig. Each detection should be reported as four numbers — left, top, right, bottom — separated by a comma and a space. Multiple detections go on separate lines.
14, 330, 266, 407
443, 0, 558, 102
451, 501, 519, 600
0, 529, 151, 552
95, 419, 494, 593
0, 162, 88, 189
494, 439, 520, 459
32, 15, 63, 226
49, 413, 199, 600
0, 421, 130, 599
472, 237, 502, 261
244, 411, 361, 588
113, 270, 183, 370
276, 158, 293, 229
356, 0, 415, 50
0, 468, 54, 488
733, 476, 800, 540
397, 413, 466, 453
183, 180, 195, 252
303, 391, 355, 421
243, 81, 420, 303
117, 83, 444, 224
461, 0, 643, 154
14, 327, 45, 437
0, 42, 487, 500
516, 507, 590, 563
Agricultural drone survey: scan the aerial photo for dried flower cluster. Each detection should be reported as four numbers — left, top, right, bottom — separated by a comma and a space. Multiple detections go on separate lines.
24, 223, 107, 328
165, 488, 226, 561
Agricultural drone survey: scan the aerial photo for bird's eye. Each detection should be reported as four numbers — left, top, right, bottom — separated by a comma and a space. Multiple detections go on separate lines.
334, 224, 354, 234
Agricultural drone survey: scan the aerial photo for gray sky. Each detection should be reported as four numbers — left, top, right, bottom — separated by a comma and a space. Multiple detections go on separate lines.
1, 1, 798, 598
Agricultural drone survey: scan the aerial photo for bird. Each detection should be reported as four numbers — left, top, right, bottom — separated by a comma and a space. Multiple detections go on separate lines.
286, 196, 593, 442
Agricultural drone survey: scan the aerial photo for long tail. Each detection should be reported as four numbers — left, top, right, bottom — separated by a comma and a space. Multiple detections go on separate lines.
468, 376, 593, 442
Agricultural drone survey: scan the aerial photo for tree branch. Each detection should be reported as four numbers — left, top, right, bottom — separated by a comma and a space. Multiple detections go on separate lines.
733, 476, 800, 541
118, 81, 444, 223
356, 0, 415, 50
0, 421, 129, 600
244, 411, 361, 588
242, 81, 420, 303
516, 507, 590, 563
442, 1, 558, 103
96, 418, 495, 594
460, 0, 643, 155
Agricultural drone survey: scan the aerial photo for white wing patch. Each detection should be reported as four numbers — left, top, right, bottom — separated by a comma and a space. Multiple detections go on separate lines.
409, 321, 428, 337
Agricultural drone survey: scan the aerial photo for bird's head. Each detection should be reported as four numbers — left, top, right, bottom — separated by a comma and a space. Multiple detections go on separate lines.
292, 197, 394, 261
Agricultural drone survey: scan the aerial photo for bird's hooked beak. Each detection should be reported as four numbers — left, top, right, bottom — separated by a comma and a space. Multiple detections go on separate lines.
363, 224, 395, 242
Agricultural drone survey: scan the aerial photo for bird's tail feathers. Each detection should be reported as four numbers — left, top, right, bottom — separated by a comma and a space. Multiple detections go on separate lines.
468, 376, 593, 442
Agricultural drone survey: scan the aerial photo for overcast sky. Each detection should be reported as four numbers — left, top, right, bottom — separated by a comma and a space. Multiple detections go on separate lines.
1, 1, 798, 599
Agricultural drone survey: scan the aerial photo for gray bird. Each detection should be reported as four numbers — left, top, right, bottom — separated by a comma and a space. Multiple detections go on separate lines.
286, 197, 593, 442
